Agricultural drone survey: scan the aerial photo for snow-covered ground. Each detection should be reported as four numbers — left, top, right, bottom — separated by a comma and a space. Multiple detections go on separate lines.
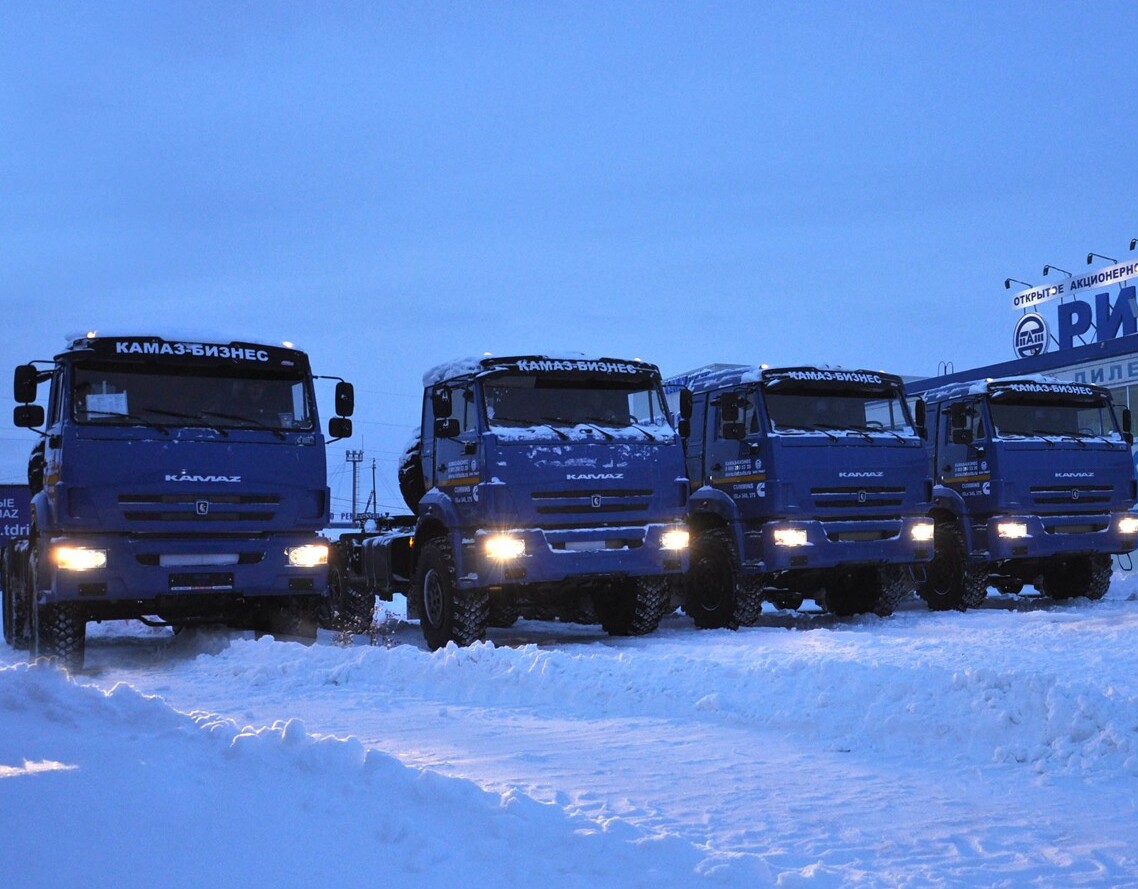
5, 576, 1138, 888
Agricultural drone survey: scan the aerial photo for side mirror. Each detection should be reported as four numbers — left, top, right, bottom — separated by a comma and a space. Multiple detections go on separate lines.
327, 416, 352, 441
14, 364, 39, 404
678, 418, 690, 438
1124, 408, 1133, 445
335, 381, 355, 417
719, 392, 740, 423
14, 404, 45, 428
951, 427, 974, 445
679, 388, 693, 420
914, 398, 927, 440
723, 421, 746, 441
431, 388, 452, 419
434, 417, 460, 439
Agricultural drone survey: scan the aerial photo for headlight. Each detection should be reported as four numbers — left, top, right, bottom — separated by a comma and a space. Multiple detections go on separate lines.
660, 527, 690, 551
1118, 515, 1138, 535
286, 543, 329, 568
910, 522, 935, 543
485, 535, 525, 560
772, 527, 809, 547
996, 521, 1029, 539
53, 546, 108, 572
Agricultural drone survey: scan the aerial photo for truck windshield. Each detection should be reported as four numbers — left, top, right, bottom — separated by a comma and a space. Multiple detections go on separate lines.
482, 373, 672, 432
70, 364, 316, 432
763, 386, 914, 435
987, 396, 1121, 440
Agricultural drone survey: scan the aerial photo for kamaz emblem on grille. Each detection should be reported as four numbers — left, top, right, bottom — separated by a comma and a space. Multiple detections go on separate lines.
165, 474, 242, 483
839, 471, 884, 479
195, 500, 210, 516
566, 473, 624, 480
857, 490, 867, 503
590, 495, 602, 508
1071, 489, 1080, 501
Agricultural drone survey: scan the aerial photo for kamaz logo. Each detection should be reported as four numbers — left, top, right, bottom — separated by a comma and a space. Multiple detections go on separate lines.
1055, 472, 1094, 478
838, 471, 884, 479
566, 472, 624, 480
165, 474, 242, 483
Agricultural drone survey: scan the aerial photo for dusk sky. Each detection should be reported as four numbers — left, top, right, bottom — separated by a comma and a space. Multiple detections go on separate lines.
4, 2, 1137, 516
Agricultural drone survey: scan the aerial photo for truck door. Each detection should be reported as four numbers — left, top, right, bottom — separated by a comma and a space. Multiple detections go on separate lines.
430, 383, 480, 512
705, 388, 764, 502
938, 398, 992, 504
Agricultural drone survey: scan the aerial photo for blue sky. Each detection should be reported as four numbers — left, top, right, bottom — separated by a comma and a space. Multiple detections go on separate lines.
3, 2, 1138, 514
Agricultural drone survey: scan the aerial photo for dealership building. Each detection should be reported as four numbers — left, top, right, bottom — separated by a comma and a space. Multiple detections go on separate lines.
907, 255, 1138, 416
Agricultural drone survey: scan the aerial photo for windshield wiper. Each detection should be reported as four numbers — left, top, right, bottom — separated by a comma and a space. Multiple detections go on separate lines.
142, 406, 229, 437
201, 410, 287, 440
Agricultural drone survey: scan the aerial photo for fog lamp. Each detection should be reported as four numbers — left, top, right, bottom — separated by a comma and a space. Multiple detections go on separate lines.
772, 527, 809, 547
910, 522, 935, 543
53, 546, 107, 572
660, 527, 690, 551
485, 535, 525, 560
286, 543, 329, 568
996, 521, 1029, 539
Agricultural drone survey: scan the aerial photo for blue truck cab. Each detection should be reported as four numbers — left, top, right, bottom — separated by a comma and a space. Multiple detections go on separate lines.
665, 364, 934, 626
908, 375, 1138, 608
335, 355, 690, 649
3, 334, 353, 669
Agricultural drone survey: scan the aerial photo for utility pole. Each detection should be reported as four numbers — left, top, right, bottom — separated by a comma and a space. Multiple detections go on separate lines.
345, 449, 364, 523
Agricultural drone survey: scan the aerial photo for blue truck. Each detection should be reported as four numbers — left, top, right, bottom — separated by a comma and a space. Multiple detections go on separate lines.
665, 365, 935, 626
907, 375, 1138, 608
327, 355, 691, 649
2, 334, 354, 670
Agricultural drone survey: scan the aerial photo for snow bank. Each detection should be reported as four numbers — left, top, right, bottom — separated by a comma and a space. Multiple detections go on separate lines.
0, 661, 767, 888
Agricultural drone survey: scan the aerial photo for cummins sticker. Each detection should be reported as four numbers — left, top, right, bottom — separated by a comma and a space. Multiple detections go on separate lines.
1013, 313, 1048, 358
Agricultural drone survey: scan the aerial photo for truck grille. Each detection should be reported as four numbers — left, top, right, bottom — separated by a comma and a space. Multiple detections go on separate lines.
118, 492, 280, 522
810, 485, 905, 518
531, 488, 652, 516
1029, 484, 1113, 508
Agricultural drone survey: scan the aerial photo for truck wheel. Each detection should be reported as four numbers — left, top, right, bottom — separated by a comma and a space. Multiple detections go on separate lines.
1039, 554, 1112, 601
324, 565, 375, 634
595, 578, 669, 636
684, 528, 740, 629
3, 552, 31, 650
734, 576, 766, 626
873, 566, 912, 617
416, 538, 488, 650
36, 602, 86, 672
918, 523, 987, 611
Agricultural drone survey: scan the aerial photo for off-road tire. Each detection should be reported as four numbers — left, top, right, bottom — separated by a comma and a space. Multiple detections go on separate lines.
3, 550, 31, 649
684, 528, 742, 629
416, 538, 489, 650
595, 578, 669, 636
323, 565, 375, 634
873, 566, 912, 617
918, 523, 987, 611
1038, 553, 1112, 601
36, 601, 86, 672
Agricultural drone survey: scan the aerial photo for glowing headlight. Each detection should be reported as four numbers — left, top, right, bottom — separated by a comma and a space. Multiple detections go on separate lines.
996, 521, 1029, 539
485, 535, 525, 560
53, 546, 107, 572
660, 527, 690, 551
286, 543, 329, 568
772, 527, 809, 547
910, 522, 935, 543
1118, 515, 1138, 536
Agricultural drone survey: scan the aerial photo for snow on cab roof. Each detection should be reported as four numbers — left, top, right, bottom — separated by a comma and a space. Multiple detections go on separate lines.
916, 373, 1110, 403
664, 363, 903, 394
422, 353, 662, 387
